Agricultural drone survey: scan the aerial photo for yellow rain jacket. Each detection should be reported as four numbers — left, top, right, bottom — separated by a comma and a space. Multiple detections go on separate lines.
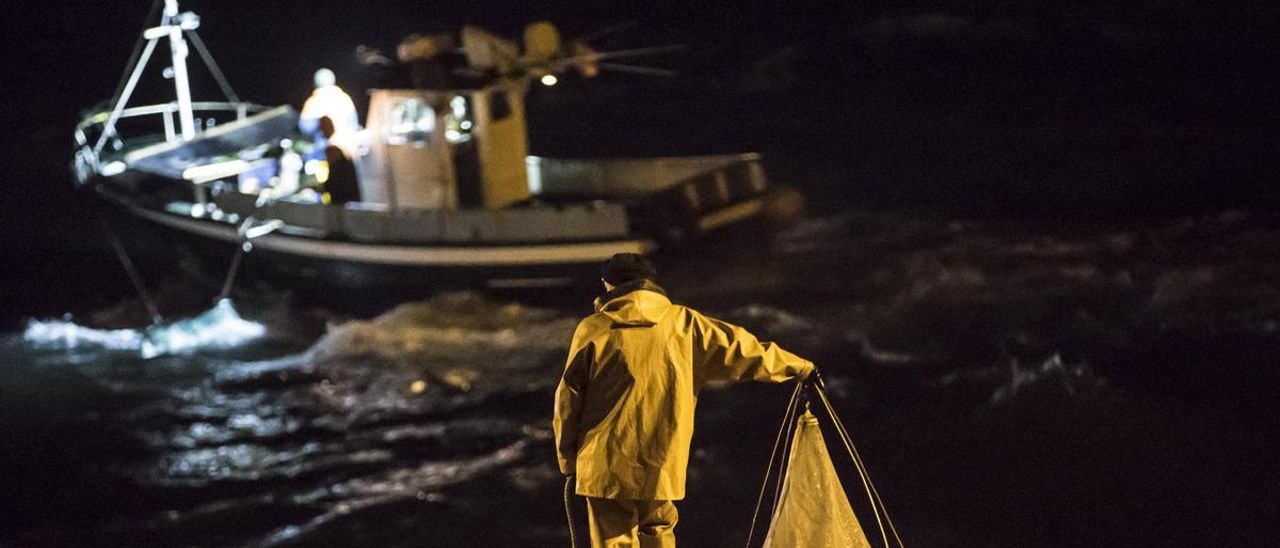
554, 280, 814, 500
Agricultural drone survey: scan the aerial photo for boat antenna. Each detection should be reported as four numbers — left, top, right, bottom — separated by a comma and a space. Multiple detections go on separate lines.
594, 62, 675, 78
548, 44, 687, 69
547, 44, 686, 80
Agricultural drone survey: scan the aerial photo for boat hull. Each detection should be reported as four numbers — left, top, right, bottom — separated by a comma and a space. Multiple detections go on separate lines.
93, 188, 648, 300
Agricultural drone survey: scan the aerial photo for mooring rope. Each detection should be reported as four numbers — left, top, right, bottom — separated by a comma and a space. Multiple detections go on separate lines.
744, 380, 804, 547
101, 219, 163, 325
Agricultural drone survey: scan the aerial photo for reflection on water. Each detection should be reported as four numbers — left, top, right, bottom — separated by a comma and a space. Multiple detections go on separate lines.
6, 291, 580, 545
3, 212, 1278, 546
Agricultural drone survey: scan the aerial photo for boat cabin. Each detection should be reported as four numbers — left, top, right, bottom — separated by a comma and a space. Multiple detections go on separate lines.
361, 80, 532, 212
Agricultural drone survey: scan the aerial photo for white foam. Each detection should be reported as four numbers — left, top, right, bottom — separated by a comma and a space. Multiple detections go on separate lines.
22, 317, 145, 351
22, 299, 266, 359
305, 292, 574, 364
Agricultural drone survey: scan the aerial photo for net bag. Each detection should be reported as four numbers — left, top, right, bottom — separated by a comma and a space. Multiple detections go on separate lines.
762, 410, 872, 548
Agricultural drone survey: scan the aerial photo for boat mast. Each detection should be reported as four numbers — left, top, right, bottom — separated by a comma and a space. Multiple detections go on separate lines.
160, 0, 196, 140
93, 0, 203, 158
145, 0, 197, 141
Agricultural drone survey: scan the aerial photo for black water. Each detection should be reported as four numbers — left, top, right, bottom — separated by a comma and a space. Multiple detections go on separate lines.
4, 3, 1280, 546
5, 211, 1280, 546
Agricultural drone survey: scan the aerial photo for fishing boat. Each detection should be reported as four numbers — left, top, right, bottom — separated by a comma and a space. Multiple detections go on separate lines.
73, 1, 801, 291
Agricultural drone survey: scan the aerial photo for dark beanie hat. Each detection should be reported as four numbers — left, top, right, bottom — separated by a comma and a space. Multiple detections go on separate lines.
601, 253, 657, 285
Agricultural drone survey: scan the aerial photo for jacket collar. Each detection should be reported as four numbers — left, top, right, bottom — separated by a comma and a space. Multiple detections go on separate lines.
594, 279, 667, 312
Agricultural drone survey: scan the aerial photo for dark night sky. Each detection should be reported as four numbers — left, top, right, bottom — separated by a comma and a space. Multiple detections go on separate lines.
5, 0, 1277, 145
4, 2, 1277, 153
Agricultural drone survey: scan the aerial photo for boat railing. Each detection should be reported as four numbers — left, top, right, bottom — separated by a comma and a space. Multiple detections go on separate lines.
74, 100, 271, 182
526, 153, 764, 198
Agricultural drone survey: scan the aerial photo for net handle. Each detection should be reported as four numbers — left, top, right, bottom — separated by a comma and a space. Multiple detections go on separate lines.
813, 382, 906, 547
744, 380, 804, 547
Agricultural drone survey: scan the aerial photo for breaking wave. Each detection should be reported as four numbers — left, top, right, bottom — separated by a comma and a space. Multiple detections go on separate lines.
22, 299, 266, 359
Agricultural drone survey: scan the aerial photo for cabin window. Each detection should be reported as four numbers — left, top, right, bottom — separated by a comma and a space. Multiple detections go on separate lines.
385, 98, 435, 147
489, 90, 512, 121
444, 95, 474, 144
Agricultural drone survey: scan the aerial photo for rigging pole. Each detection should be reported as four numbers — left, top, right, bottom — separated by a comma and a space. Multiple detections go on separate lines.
163, 0, 196, 140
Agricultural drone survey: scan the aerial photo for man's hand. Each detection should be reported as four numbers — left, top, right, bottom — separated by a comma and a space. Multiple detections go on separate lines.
805, 366, 825, 390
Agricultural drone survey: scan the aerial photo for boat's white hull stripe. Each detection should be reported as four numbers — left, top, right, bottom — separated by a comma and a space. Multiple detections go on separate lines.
127, 206, 652, 266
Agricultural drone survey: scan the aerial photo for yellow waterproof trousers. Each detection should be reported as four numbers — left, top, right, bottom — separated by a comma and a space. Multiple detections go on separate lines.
586, 497, 678, 548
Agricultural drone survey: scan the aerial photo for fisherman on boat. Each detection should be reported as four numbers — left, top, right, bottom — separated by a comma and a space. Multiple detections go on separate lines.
299, 68, 359, 160
554, 254, 816, 547
317, 116, 361, 205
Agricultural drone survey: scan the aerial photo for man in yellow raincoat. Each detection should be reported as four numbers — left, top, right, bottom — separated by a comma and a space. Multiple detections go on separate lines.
299, 68, 359, 161
554, 254, 815, 547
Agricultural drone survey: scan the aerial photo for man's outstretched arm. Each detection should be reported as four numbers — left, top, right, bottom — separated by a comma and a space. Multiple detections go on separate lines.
692, 311, 814, 384
553, 322, 593, 476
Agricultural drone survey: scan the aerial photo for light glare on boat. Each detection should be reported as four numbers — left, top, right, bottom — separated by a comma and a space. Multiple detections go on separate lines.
101, 161, 127, 177
540, 74, 558, 86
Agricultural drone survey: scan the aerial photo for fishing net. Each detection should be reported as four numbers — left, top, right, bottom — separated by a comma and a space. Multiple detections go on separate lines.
762, 409, 872, 548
